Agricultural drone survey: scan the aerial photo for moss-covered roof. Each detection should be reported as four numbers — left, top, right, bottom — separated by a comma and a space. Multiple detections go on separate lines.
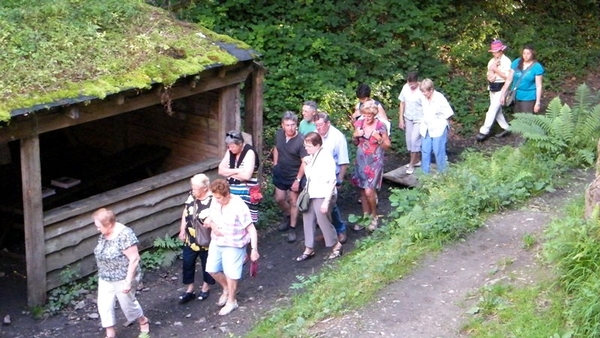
0, 0, 257, 122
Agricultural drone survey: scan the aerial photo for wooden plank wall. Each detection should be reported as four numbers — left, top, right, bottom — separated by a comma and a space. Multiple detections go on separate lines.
127, 90, 222, 171
43, 158, 220, 290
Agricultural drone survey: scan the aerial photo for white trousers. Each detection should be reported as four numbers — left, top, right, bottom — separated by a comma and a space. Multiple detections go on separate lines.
479, 90, 509, 135
97, 278, 144, 328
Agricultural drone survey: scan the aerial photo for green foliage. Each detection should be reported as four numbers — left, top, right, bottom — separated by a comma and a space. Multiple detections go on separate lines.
510, 84, 600, 167
46, 266, 98, 315
174, 0, 600, 134
140, 233, 181, 270
544, 200, 600, 337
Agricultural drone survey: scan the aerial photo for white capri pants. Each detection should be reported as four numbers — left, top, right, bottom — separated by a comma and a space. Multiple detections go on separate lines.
97, 278, 144, 328
405, 119, 422, 152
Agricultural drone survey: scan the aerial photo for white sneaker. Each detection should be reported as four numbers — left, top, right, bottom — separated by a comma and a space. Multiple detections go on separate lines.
405, 161, 421, 168
219, 301, 239, 315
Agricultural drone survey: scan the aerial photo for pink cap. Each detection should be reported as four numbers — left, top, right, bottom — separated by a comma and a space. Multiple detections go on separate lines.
488, 40, 507, 52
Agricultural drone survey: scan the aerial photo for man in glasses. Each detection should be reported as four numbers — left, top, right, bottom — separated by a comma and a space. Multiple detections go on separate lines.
314, 112, 349, 243
272, 111, 307, 243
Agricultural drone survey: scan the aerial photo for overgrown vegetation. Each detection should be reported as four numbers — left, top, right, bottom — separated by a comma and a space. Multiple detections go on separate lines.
165, 0, 600, 138
45, 266, 97, 315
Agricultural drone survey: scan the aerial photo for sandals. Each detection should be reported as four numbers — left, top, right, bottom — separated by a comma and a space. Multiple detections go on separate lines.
327, 246, 343, 260
352, 224, 365, 232
197, 290, 210, 301
368, 217, 379, 232
217, 292, 229, 307
138, 318, 150, 338
178, 292, 195, 304
295, 251, 315, 262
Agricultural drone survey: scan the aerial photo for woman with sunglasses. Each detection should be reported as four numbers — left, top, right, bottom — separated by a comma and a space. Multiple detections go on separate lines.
218, 130, 260, 223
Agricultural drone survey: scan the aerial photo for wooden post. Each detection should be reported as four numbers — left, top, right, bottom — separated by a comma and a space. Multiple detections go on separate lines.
244, 62, 265, 177
20, 135, 47, 306
218, 84, 240, 151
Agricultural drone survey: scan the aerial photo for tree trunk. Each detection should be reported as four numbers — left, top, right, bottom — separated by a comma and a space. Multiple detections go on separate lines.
584, 138, 600, 219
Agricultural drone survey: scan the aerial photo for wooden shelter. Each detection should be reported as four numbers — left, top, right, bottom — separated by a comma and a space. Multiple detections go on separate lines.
0, 1, 263, 306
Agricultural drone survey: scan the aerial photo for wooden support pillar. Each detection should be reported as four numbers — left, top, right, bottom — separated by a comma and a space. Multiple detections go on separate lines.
20, 135, 47, 306
244, 63, 265, 177
218, 84, 240, 151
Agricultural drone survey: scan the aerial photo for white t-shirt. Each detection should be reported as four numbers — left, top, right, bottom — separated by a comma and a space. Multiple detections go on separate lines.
398, 83, 424, 121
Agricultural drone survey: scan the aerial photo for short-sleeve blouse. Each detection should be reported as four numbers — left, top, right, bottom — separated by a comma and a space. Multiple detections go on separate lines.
209, 194, 252, 248
94, 224, 140, 282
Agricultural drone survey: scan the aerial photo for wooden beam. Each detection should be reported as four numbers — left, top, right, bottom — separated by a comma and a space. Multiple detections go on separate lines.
0, 64, 253, 144
244, 63, 265, 178
20, 135, 47, 306
218, 84, 239, 151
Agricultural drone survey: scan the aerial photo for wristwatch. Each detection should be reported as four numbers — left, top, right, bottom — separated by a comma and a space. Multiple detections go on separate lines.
295, 177, 301, 182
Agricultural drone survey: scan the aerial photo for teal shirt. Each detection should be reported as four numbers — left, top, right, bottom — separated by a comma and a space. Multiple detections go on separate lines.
511, 59, 545, 101
299, 120, 316, 135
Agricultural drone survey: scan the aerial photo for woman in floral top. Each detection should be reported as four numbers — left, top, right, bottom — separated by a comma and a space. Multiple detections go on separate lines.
93, 208, 149, 338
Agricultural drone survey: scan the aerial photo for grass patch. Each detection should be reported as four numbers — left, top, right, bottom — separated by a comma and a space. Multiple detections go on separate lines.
461, 281, 570, 338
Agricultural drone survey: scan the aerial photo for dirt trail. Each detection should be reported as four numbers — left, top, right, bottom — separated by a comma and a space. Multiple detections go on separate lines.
308, 169, 593, 338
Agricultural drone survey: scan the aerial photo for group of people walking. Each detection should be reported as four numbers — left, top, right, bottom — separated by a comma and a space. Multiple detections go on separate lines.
90, 39, 545, 338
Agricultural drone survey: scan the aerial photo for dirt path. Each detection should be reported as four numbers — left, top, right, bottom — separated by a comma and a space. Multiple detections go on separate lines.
308, 169, 593, 338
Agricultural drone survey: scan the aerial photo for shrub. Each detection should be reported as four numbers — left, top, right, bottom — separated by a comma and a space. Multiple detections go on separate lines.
510, 84, 600, 167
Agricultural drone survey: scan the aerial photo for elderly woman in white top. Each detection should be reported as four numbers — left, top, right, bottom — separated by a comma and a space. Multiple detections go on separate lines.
419, 78, 454, 174
296, 131, 342, 261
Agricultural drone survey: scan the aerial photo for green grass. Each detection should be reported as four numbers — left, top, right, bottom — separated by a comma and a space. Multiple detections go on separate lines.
462, 281, 571, 338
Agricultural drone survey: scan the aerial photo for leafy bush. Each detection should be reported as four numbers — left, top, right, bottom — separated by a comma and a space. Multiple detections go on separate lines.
510, 84, 600, 167
159, 0, 600, 135
140, 233, 181, 270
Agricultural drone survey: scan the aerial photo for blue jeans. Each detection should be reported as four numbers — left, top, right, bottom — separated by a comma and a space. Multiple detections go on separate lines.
331, 203, 346, 234
421, 128, 448, 174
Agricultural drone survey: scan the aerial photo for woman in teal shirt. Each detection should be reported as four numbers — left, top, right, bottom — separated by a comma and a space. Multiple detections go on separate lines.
500, 45, 545, 113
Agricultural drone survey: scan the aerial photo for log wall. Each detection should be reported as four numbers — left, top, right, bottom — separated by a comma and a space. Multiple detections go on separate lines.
42, 158, 220, 290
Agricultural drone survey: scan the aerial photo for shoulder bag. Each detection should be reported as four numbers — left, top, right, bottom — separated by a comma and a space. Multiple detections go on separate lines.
504, 62, 536, 107
296, 150, 321, 213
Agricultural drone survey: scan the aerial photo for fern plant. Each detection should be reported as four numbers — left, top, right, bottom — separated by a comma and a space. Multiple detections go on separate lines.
509, 84, 600, 166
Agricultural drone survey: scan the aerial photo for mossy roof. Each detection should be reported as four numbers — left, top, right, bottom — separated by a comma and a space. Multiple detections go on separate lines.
0, 0, 258, 122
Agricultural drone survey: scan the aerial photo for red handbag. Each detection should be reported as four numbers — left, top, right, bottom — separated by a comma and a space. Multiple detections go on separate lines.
249, 260, 258, 277
246, 183, 263, 204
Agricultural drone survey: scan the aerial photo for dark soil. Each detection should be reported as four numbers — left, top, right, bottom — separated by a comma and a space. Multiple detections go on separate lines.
1, 73, 599, 338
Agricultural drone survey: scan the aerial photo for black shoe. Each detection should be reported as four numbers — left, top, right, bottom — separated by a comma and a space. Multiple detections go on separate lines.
287, 228, 297, 243
178, 292, 196, 304
278, 215, 291, 232
197, 290, 210, 301
475, 133, 488, 142
495, 130, 511, 138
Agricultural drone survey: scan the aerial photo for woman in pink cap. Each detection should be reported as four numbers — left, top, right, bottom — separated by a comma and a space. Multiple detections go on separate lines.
476, 39, 512, 141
